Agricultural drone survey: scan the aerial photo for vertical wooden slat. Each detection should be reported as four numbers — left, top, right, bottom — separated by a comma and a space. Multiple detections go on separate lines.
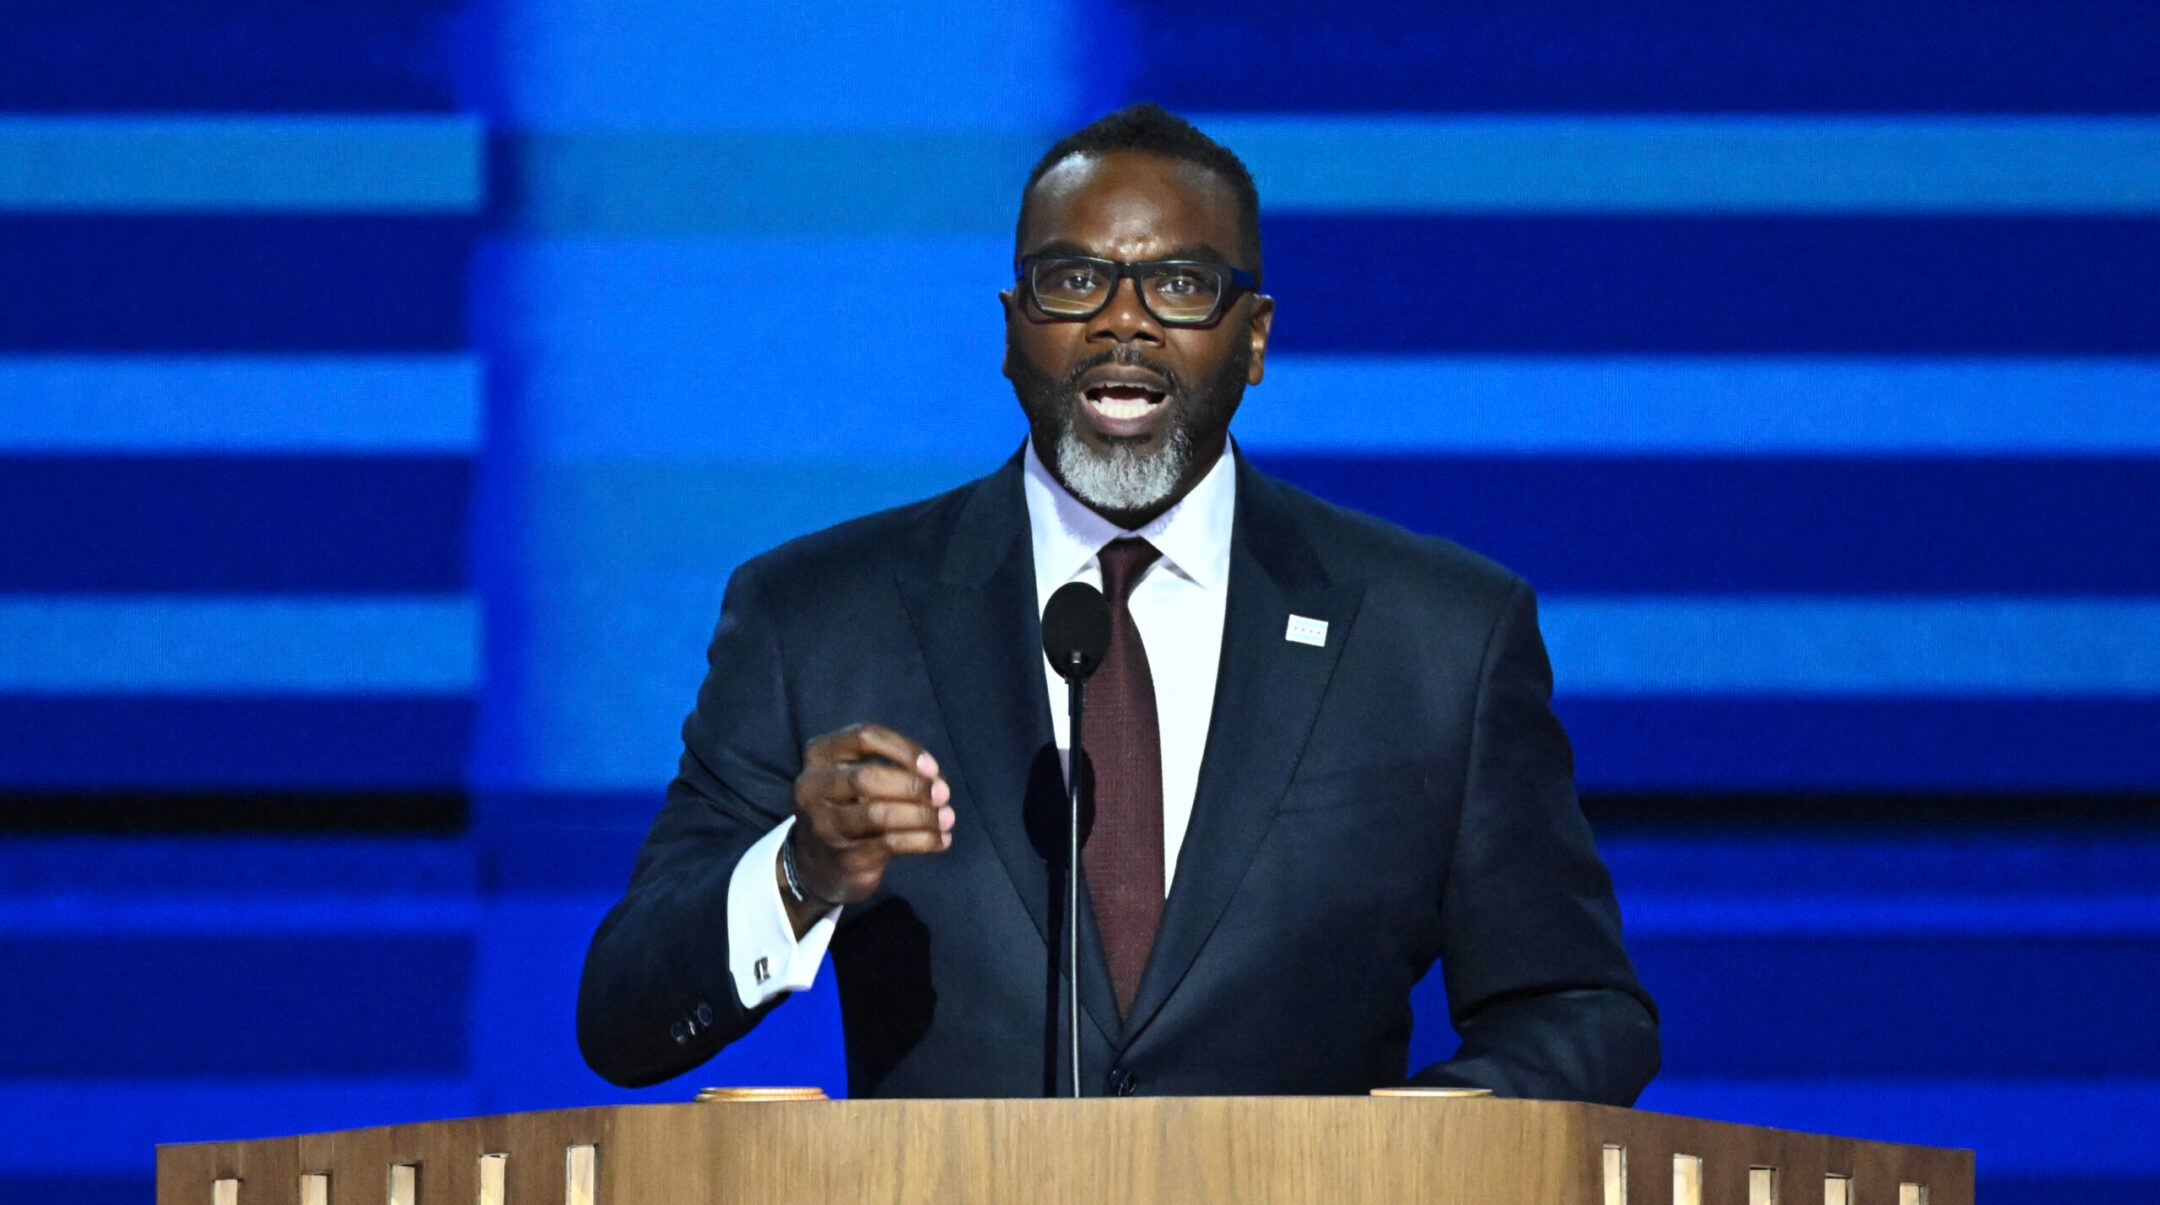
1603, 1145, 1627, 1205
566, 1144, 596, 1205
388, 1164, 418, 1205
1750, 1166, 1780, 1205
299, 1174, 329, 1205
1673, 1154, 1703, 1205
213, 1181, 240, 1205
477, 1154, 507, 1205
1825, 1173, 1852, 1205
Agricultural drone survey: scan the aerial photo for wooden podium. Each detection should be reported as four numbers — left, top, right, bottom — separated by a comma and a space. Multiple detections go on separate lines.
157, 1095, 1973, 1205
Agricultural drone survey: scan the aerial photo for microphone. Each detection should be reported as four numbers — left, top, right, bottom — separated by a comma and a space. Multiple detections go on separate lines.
1042, 582, 1111, 683
1040, 582, 1109, 1098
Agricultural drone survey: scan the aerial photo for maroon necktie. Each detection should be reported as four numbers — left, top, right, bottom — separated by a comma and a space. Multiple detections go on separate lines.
1085, 537, 1166, 1017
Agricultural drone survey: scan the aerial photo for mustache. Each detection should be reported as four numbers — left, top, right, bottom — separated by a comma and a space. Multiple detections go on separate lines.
1054, 346, 1188, 399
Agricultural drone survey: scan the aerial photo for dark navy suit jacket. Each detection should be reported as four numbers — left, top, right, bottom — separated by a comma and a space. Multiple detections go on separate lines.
578, 452, 1659, 1101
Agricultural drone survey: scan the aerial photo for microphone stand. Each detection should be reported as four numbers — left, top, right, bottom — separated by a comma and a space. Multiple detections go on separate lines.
1063, 658, 1085, 1099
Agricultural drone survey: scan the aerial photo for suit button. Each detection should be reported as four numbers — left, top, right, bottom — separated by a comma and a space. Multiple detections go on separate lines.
695, 1002, 715, 1027
1106, 1068, 1138, 1096
670, 1019, 690, 1045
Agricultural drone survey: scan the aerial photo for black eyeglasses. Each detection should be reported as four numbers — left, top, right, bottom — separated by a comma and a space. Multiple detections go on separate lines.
1016, 254, 1259, 326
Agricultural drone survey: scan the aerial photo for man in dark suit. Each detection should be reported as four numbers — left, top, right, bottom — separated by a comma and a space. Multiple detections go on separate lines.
577, 104, 1659, 1102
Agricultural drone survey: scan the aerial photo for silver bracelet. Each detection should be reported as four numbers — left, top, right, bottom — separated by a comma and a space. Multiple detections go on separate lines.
780, 832, 844, 908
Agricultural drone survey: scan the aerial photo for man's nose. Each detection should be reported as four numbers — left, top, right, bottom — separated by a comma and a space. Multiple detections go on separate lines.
1086, 276, 1164, 344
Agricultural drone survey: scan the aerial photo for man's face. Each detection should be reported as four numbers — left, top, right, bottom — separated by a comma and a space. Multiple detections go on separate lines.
1002, 150, 1273, 522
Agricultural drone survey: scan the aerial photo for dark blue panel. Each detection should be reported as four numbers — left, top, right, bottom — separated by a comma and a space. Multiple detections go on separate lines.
1251, 455, 2160, 595
0, 1178, 149, 1205
1982, 1178, 2160, 1205
0, 696, 473, 789
0, 836, 476, 893
0, 457, 471, 592
1261, 216, 2160, 354
1631, 933, 2160, 1076
473, 791, 658, 893
1559, 697, 2160, 792
0, 1, 465, 111
1123, 0, 2160, 113
0, 934, 470, 1075
0, 217, 473, 352
1601, 825, 2160, 898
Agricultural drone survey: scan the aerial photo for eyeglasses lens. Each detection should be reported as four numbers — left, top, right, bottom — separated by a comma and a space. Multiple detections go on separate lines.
1028, 259, 1224, 324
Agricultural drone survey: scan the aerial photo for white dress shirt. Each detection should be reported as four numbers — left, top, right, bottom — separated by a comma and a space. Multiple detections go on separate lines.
724, 442, 1239, 1009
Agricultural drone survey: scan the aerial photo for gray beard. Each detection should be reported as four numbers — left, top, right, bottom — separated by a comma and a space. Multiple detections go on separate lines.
1054, 420, 1194, 514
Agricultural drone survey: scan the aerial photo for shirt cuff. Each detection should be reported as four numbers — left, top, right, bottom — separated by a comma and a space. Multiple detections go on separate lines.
725, 817, 840, 1010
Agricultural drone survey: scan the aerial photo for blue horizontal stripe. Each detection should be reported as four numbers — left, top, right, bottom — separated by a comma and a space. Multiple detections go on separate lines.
1542, 599, 2160, 696
1199, 117, 2160, 214
1603, 831, 2160, 899
504, 130, 1042, 236
1242, 356, 2160, 453
0, 116, 483, 213
1621, 894, 2160, 938
493, 119, 2160, 235
1629, 934, 2160, 1078
0, 456, 471, 592
0, 696, 472, 789
0, 357, 480, 452
487, 235, 1024, 460
0, 836, 476, 894
1633, 1080, 2160, 1176
0, 598, 479, 694
0, 215, 472, 351
0, 934, 470, 1076
0, 895, 479, 934
1252, 455, 2160, 595
1127, 1, 2160, 114
1557, 697, 2160, 791
0, 1080, 482, 1173
1263, 215, 2160, 354
0, 0, 467, 113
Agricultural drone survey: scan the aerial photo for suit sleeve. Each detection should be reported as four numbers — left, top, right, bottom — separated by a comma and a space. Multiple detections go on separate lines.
576, 560, 807, 1088
1408, 578, 1662, 1105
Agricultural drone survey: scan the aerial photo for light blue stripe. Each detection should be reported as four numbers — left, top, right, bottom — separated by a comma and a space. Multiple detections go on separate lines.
0, 356, 482, 453
0, 116, 484, 212
491, 116, 2160, 234
493, 236, 1028, 460
1638, 1079, 2160, 1173
1240, 355, 2160, 454
1541, 598, 2160, 696
505, 130, 1044, 235
1195, 115, 2160, 214
0, 598, 479, 694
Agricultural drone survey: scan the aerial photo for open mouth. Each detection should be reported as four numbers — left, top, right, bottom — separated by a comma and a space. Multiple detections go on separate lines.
1082, 382, 1168, 422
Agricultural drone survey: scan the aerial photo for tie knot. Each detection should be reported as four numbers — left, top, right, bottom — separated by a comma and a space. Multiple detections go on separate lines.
1096, 538, 1162, 603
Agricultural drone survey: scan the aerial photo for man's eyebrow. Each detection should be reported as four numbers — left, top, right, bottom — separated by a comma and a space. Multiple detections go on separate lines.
1021, 241, 1232, 264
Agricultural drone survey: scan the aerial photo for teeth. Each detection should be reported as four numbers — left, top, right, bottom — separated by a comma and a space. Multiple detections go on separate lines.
1088, 394, 1158, 420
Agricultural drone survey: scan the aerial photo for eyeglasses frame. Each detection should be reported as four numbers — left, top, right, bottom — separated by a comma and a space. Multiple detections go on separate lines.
1014, 254, 1261, 327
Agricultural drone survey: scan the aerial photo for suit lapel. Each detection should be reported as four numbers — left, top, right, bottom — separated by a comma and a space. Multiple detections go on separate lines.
895, 456, 1124, 1046
1121, 459, 1364, 1042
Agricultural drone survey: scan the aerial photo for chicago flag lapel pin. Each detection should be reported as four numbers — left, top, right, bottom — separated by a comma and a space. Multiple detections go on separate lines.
1284, 614, 1329, 648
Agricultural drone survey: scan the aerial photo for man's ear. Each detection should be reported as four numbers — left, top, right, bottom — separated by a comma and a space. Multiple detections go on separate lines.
998, 288, 1018, 380
1245, 294, 1275, 386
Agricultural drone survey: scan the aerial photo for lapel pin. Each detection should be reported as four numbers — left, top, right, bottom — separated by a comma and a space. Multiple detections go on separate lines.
1285, 614, 1328, 648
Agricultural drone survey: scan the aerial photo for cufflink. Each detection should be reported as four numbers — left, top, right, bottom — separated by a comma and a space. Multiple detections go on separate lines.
754, 956, 771, 984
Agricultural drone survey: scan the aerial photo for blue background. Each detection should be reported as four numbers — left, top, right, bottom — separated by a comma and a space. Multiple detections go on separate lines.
3, 2, 2157, 1201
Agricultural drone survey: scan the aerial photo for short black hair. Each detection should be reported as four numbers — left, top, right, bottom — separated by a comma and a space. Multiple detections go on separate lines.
1017, 102, 1263, 285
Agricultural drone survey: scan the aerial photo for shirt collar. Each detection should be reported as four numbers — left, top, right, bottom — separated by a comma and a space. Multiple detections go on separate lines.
1022, 437, 1237, 601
